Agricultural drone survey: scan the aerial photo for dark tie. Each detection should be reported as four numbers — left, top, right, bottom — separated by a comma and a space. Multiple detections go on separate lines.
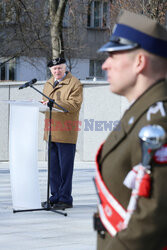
54, 80, 59, 87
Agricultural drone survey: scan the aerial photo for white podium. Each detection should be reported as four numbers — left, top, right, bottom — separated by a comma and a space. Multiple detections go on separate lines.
1, 99, 66, 215
8, 100, 45, 211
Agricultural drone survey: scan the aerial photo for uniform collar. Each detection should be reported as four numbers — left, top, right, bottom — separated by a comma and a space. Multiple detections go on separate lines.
122, 78, 167, 134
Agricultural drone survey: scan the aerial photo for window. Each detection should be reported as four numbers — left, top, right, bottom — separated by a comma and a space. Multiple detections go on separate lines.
0, 59, 16, 80
87, 1, 108, 28
89, 60, 104, 78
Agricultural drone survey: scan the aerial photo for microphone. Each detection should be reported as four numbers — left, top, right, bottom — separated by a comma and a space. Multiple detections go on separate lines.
19, 78, 37, 90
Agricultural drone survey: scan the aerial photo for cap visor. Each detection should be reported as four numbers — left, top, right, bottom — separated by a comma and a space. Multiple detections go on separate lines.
98, 41, 137, 53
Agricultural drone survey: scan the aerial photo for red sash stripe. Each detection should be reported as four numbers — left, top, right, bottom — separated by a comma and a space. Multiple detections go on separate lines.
95, 144, 126, 236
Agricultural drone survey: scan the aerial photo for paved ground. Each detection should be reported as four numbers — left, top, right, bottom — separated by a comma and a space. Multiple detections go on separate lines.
0, 161, 97, 250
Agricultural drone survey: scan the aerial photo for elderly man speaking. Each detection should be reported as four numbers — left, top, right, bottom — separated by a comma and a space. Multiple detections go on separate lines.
42, 58, 83, 210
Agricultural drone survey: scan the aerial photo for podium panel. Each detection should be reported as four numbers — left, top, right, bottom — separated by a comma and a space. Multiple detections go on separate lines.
9, 102, 41, 210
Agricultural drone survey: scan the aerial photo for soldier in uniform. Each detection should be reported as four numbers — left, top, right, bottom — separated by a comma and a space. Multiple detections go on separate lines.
94, 10, 167, 250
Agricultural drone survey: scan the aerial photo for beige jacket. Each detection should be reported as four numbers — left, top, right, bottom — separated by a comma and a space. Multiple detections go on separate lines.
43, 72, 83, 144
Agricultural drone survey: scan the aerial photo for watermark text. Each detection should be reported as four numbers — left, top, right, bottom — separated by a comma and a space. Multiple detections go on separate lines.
44, 119, 121, 132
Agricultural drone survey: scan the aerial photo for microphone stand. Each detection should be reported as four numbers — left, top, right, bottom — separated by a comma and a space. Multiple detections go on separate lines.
14, 82, 68, 216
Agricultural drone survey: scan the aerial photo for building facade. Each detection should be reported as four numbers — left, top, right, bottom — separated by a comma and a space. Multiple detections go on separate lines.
0, 0, 111, 82
0, 0, 166, 82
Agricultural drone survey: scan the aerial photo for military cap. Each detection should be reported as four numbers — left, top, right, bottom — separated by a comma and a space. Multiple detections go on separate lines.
99, 10, 167, 58
47, 58, 66, 67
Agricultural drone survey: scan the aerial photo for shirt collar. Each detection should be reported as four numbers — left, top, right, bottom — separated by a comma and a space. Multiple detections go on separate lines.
54, 73, 67, 82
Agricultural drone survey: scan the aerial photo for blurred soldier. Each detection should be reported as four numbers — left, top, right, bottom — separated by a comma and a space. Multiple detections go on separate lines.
42, 58, 83, 210
94, 10, 167, 249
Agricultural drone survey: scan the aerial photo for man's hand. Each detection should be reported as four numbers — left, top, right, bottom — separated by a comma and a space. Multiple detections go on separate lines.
40, 100, 48, 105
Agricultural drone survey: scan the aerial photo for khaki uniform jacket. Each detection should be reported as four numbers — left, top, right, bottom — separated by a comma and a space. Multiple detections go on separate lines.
97, 79, 167, 250
43, 72, 83, 144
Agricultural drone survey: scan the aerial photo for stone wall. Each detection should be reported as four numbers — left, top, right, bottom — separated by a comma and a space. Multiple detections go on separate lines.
0, 81, 129, 162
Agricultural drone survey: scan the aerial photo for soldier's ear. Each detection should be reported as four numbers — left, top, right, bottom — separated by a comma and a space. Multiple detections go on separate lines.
135, 52, 148, 74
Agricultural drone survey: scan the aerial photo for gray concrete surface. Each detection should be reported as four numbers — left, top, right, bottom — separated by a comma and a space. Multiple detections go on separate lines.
0, 161, 97, 250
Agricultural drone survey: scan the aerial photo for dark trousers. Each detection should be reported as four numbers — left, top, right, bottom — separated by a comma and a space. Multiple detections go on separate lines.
49, 142, 76, 205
